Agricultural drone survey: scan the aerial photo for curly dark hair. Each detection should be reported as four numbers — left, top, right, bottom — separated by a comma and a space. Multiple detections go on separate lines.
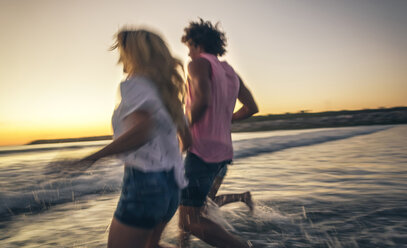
181, 19, 227, 56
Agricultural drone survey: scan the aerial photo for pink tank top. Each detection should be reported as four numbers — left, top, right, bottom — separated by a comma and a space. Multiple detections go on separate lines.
186, 53, 240, 163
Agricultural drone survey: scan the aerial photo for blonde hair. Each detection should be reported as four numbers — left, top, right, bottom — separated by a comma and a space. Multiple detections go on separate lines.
111, 28, 186, 129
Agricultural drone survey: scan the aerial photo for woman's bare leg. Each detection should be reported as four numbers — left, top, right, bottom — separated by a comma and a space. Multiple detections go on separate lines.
148, 221, 177, 248
108, 217, 153, 248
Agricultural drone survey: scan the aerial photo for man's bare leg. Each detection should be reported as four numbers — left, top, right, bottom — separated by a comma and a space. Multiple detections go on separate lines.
209, 176, 254, 210
179, 229, 191, 248
213, 191, 254, 211
207, 176, 224, 199
179, 205, 250, 248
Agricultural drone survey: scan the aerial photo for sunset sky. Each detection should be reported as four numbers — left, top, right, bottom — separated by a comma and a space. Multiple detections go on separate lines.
1, 0, 406, 146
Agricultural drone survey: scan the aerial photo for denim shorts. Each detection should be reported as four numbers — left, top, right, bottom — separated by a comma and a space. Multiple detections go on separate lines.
180, 152, 229, 207
114, 167, 180, 229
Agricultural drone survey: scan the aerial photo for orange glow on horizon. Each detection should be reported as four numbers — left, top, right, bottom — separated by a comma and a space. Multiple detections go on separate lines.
0, 123, 112, 147
2, 104, 406, 147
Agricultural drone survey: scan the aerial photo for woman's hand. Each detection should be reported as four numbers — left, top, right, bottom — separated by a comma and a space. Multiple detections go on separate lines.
79, 154, 98, 164
45, 157, 95, 179
71, 156, 97, 171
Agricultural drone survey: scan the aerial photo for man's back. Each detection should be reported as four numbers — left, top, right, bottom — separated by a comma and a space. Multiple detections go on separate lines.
186, 53, 239, 163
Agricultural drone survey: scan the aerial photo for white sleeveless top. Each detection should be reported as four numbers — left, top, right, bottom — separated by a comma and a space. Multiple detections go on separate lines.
111, 76, 187, 188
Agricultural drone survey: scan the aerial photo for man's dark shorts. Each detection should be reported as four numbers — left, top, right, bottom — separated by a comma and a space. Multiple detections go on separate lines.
180, 152, 230, 207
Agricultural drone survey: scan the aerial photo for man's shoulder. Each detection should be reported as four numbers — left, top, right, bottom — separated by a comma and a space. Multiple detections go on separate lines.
189, 57, 211, 67
188, 57, 211, 75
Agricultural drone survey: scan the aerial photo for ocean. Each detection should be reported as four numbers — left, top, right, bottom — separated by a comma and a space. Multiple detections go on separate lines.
0, 125, 406, 247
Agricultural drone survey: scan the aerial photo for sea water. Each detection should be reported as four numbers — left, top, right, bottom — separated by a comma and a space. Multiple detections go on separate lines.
0, 125, 406, 247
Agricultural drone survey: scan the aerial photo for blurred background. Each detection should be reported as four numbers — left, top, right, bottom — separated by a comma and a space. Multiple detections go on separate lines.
1, 0, 406, 146
1, 1, 406, 247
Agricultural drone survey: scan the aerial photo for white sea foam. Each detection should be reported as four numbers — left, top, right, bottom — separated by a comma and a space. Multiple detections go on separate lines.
0, 125, 391, 218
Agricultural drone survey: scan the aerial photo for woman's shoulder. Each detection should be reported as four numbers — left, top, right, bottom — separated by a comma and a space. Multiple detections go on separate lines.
121, 76, 153, 89
120, 76, 157, 96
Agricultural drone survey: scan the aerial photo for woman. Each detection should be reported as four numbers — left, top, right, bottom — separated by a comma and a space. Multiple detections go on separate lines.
80, 28, 190, 248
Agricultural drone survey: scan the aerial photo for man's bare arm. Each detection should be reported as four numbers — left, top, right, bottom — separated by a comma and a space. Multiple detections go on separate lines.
232, 76, 259, 122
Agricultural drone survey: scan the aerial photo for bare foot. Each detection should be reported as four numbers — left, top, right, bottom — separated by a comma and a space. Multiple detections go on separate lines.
243, 191, 254, 212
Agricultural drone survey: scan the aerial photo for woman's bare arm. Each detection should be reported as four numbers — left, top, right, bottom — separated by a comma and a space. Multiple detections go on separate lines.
82, 110, 152, 163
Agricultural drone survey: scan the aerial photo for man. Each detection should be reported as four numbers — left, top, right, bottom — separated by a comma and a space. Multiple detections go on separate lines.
179, 19, 259, 248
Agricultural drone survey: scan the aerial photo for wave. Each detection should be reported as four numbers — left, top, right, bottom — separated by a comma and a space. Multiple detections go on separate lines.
0, 158, 123, 220
0, 125, 391, 219
233, 125, 390, 159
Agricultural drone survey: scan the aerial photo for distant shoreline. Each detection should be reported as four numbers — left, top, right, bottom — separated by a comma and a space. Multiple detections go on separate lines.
27, 136, 113, 145
231, 106, 407, 132
27, 107, 407, 145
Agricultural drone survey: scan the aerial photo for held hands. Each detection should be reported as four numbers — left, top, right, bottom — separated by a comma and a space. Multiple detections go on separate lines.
179, 135, 191, 152
178, 123, 192, 152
